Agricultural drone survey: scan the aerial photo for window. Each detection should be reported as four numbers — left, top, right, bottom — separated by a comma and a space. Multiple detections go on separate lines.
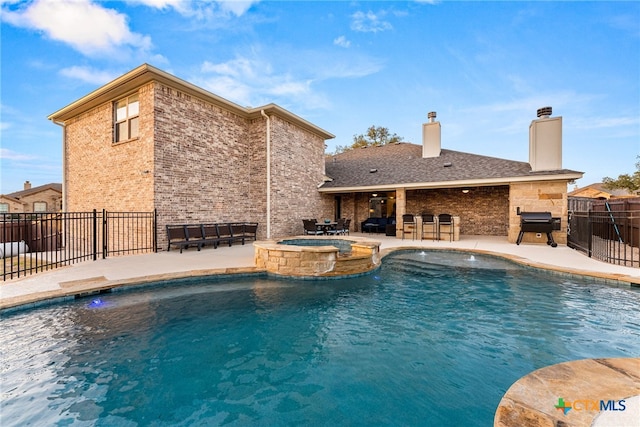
114, 93, 139, 143
33, 202, 47, 212
0, 203, 8, 213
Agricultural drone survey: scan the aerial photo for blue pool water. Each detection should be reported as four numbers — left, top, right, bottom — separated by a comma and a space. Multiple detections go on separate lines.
279, 238, 355, 253
1, 251, 639, 426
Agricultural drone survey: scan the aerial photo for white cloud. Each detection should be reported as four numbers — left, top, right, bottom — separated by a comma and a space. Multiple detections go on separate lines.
333, 35, 351, 48
59, 66, 119, 85
351, 10, 392, 33
198, 54, 324, 108
129, 0, 259, 18
2, 0, 152, 57
0, 148, 37, 161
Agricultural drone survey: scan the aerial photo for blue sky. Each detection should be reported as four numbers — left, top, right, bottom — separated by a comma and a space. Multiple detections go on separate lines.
1, 0, 638, 194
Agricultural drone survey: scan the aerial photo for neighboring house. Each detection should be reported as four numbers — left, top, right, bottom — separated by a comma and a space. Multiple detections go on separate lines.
49, 64, 582, 248
48, 64, 335, 247
320, 110, 583, 244
568, 183, 637, 200
0, 181, 62, 213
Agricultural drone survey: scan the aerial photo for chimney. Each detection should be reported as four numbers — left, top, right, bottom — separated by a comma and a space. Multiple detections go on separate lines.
529, 106, 562, 172
422, 111, 441, 158
24, 181, 31, 190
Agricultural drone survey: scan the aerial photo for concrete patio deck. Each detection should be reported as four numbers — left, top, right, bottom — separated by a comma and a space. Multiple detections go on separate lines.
1, 234, 638, 310
1, 234, 638, 427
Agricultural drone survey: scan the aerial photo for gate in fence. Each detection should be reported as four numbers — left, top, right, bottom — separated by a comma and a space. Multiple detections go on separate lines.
567, 208, 639, 268
1, 210, 157, 280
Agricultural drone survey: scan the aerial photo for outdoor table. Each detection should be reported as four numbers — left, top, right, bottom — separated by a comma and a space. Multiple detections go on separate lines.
316, 222, 337, 234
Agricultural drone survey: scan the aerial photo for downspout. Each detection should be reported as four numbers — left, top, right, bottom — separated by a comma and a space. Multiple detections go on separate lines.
261, 110, 271, 239
52, 120, 67, 212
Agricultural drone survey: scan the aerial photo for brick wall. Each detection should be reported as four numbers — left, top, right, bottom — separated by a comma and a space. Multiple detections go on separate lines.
267, 115, 330, 237
153, 83, 256, 242
407, 186, 510, 236
64, 83, 155, 212
65, 80, 335, 248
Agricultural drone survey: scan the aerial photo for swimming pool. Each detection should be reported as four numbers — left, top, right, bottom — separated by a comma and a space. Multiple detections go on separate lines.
1, 250, 639, 426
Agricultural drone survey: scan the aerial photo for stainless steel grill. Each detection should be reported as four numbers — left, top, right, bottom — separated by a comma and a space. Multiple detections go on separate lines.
516, 211, 558, 247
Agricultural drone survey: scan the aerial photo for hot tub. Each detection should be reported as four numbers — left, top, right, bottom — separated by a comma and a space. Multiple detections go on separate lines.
253, 235, 381, 277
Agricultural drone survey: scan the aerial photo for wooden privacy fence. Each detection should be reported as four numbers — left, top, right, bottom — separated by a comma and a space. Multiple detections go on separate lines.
1, 210, 157, 280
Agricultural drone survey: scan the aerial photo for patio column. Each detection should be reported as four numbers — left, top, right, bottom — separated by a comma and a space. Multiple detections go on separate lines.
395, 187, 406, 238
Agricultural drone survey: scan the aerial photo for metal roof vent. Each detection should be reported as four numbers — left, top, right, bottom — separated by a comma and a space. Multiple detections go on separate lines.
537, 106, 552, 118
370, 168, 378, 173
428, 111, 437, 123
443, 162, 452, 167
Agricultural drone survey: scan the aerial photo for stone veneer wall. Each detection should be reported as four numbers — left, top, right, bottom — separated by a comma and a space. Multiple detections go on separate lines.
64, 82, 155, 212
509, 180, 568, 244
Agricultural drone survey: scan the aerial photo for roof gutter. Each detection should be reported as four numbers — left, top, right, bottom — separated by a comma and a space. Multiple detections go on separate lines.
51, 119, 67, 211
261, 110, 271, 239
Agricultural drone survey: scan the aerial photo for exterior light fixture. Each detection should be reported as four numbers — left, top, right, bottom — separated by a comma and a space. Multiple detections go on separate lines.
462, 189, 470, 194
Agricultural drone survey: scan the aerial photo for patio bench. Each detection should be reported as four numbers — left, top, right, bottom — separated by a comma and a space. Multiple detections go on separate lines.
167, 222, 259, 252
230, 222, 258, 244
166, 224, 209, 253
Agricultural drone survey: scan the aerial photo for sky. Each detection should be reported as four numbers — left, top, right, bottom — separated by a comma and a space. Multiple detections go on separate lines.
1, 0, 639, 195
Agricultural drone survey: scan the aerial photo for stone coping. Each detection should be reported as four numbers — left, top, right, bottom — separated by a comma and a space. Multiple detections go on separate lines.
0, 266, 264, 312
254, 234, 382, 252
494, 358, 640, 427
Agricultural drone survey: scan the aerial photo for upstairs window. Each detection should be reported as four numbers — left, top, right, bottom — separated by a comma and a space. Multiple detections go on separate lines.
114, 93, 139, 143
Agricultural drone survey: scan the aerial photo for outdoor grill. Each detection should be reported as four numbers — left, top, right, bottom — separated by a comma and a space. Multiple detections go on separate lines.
516, 211, 558, 247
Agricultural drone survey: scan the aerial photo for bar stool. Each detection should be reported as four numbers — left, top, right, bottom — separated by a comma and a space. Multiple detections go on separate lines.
438, 213, 454, 241
421, 213, 437, 240
402, 214, 416, 240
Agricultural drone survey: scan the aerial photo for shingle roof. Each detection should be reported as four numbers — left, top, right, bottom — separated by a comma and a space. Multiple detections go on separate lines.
4, 183, 62, 199
321, 143, 581, 191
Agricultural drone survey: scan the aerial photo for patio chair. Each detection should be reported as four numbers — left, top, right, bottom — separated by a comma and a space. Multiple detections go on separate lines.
438, 213, 454, 241
342, 218, 351, 235
326, 218, 346, 235
402, 214, 416, 240
421, 213, 437, 241
303, 219, 324, 235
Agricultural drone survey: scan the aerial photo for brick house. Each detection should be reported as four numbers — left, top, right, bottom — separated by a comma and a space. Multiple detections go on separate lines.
48, 64, 335, 248
0, 181, 62, 214
49, 64, 581, 248
320, 110, 583, 244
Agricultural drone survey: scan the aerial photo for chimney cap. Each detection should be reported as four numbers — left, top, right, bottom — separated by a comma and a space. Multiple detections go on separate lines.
537, 106, 552, 118
427, 111, 437, 119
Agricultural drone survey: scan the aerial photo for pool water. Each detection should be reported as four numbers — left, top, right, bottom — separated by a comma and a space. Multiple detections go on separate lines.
279, 238, 355, 253
1, 251, 639, 426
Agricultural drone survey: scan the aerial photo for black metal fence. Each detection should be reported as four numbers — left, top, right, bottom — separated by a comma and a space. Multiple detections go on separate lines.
1, 210, 157, 281
568, 209, 639, 268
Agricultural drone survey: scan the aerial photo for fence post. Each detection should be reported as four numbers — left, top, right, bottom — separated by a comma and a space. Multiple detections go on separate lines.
153, 209, 158, 253
102, 209, 108, 259
92, 209, 98, 261
587, 209, 593, 258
